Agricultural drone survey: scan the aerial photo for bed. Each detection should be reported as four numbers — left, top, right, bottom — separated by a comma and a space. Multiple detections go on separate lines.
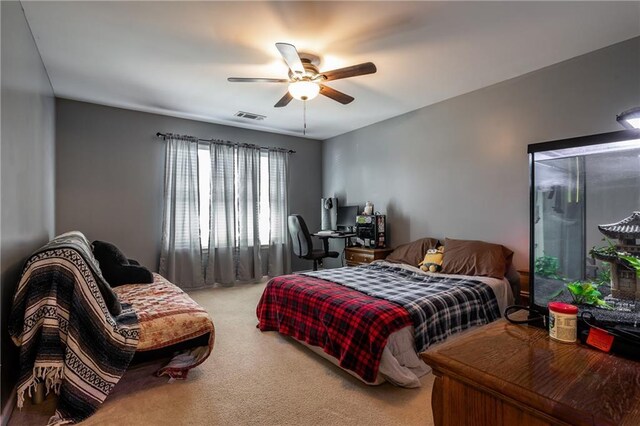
257, 238, 516, 388
8, 232, 214, 425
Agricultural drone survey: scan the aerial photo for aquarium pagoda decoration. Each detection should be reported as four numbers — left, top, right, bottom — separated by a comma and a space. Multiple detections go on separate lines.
593, 211, 640, 300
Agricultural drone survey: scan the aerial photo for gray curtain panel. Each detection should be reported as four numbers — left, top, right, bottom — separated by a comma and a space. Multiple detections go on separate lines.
267, 150, 291, 276
236, 146, 262, 282
159, 137, 204, 289
205, 143, 236, 286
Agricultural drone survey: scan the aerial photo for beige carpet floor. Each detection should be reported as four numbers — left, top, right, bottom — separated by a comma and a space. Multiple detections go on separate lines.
9, 280, 434, 425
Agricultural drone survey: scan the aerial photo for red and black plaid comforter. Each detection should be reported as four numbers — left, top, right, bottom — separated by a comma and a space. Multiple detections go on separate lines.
256, 274, 412, 383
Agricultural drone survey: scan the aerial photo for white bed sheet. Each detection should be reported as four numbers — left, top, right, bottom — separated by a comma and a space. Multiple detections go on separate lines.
295, 261, 514, 388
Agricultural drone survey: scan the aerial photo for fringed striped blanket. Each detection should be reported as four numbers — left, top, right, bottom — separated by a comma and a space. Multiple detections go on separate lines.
8, 232, 140, 425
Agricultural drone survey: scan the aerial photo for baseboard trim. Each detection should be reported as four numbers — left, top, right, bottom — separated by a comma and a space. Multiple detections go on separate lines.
1, 386, 17, 426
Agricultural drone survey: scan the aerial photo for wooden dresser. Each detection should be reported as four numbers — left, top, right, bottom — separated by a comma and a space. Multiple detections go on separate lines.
420, 318, 640, 426
344, 246, 394, 266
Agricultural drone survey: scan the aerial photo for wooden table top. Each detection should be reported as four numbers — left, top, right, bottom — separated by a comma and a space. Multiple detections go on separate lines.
420, 319, 640, 426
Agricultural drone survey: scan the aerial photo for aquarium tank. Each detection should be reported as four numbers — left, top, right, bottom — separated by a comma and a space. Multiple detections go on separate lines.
528, 129, 640, 327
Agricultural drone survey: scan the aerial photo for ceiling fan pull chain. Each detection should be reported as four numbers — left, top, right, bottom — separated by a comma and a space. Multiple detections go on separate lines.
303, 100, 307, 136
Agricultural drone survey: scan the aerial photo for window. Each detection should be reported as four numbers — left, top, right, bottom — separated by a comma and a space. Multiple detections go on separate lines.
258, 153, 270, 245
197, 146, 270, 248
197, 147, 212, 246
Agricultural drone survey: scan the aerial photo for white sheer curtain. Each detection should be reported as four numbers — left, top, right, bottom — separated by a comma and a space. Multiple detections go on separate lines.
205, 143, 236, 286
267, 150, 291, 276
236, 146, 262, 282
159, 136, 204, 289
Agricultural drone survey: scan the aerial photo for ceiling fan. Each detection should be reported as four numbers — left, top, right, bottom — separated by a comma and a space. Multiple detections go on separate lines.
228, 42, 377, 108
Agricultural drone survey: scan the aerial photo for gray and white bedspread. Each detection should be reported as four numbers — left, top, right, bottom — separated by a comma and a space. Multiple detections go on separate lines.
303, 264, 501, 352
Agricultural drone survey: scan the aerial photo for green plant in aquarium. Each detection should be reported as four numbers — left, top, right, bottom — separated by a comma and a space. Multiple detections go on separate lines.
535, 255, 562, 279
589, 239, 618, 261
594, 263, 611, 287
619, 254, 640, 277
566, 281, 612, 309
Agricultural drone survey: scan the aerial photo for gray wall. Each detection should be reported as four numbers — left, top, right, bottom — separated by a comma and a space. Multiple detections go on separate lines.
55, 99, 323, 273
323, 37, 640, 269
1, 1, 56, 414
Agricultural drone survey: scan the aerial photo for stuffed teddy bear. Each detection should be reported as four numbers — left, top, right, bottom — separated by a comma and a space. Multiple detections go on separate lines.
419, 246, 445, 272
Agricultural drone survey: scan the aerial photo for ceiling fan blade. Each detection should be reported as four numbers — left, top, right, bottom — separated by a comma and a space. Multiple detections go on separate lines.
274, 92, 293, 108
321, 62, 377, 82
275, 42, 305, 76
319, 85, 354, 105
228, 77, 289, 83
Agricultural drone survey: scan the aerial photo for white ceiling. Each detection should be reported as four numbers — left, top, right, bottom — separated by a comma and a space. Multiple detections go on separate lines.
22, 1, 640, 141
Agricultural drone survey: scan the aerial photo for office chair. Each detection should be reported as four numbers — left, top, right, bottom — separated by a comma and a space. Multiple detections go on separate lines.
288, 214, 339, 271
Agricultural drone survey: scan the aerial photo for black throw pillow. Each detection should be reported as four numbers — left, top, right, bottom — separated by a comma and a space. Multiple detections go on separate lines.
92, 240, 154, 287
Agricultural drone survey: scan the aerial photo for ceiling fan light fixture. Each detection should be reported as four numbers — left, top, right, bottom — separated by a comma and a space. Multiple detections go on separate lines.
288, 80, 320, 101
617, 107, 640, 129
228, 43, 376, 108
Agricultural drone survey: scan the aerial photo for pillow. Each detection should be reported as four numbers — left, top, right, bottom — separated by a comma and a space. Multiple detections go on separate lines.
93, 240, 128, 265
441, 238, 511, 279
386, 237, 441, 266
92, 240, 154, 287
419, 246, 445, 272
502, 246, 515, 273
107, 264, 154, 286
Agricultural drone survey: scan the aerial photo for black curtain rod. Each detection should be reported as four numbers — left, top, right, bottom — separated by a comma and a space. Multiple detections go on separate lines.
155, 132, 296, 154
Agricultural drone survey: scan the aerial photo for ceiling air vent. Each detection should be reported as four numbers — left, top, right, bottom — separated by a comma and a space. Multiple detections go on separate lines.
234, 111, 266, 121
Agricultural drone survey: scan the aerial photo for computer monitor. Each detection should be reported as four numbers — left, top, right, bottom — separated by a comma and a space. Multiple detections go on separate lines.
336, 205, 359, 232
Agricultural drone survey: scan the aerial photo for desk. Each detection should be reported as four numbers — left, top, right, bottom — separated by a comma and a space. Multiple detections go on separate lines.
311, 232, 356, 254
420, 317, 640, 426
312, 232, 356, 267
